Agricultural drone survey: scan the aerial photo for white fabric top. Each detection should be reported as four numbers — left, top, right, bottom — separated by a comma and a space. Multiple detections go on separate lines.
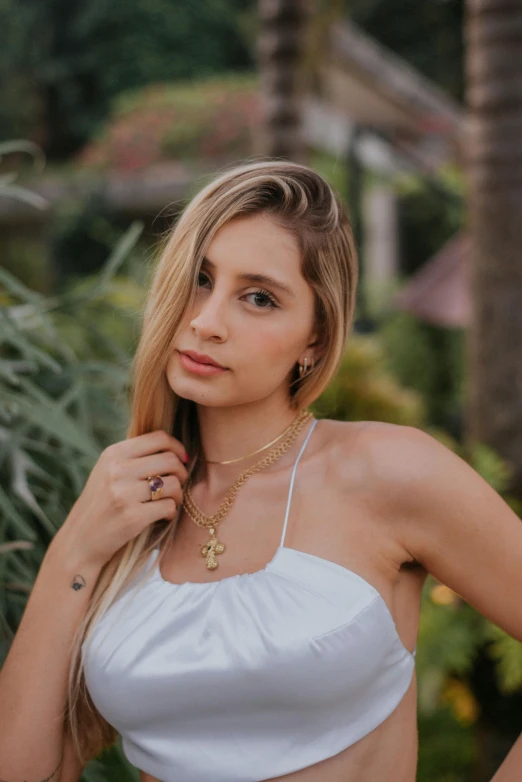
82, 418, 416, 781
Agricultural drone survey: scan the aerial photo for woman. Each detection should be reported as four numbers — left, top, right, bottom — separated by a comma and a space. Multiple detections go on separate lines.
2, 161, 522, 782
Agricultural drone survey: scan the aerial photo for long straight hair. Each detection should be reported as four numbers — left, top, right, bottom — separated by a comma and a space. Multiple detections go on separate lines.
64, 159, 359, 764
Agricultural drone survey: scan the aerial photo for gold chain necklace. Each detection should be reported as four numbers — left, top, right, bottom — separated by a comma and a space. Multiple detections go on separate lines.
204, 423, 292, 464
182, 408, 314, 571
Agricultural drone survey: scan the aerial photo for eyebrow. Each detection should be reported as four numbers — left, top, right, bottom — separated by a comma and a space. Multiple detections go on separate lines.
201, 256, 295, 298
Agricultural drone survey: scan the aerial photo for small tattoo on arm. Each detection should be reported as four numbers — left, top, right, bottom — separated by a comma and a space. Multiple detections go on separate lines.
71, 573, 86, 591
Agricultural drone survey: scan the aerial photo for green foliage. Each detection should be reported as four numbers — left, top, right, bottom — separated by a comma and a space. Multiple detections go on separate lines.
0, 243, 147, 779
0, 141, 55, 292
0, 235, 53, 296
379, 310, 466, 432
0, 222, 145, 624
0, 143, 155, 779
396, 169, 465, 277
417, 705, 476, 782
468, 442, 515, 497
418, 592, 490, 702
77, 74, 260, 172
484, 625, 522, 696
48, 187, 154, 288
348, 0, 465, 101
0, 140, 48, 208
311, 333, 427, 426
307, 149, 350, 205
0, 0, 256, 158
81, 738, 139, 782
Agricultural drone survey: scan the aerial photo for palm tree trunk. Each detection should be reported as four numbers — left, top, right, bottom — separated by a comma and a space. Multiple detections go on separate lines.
464, 0, 522, 499
256, 0, 312, 162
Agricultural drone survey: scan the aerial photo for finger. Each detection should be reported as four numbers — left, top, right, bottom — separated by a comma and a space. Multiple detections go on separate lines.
140, 495, 180, 527
138, 475, 184, 506
134, 450, 189, 485
120, 430, 188, 462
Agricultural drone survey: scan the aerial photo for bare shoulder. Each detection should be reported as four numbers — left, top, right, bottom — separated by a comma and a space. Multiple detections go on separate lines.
319, 417, 437, 480
322, 419, 522, 644
320, 418, 456, 519
317, 418, 436, 564
316, 417, 419, 489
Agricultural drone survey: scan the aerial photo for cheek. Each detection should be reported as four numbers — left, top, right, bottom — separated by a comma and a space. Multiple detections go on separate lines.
164, 349, 179, 389
240, 321, 302, 366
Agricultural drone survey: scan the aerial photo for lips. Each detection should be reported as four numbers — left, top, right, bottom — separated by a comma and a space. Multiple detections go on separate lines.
179, 350, 226, 369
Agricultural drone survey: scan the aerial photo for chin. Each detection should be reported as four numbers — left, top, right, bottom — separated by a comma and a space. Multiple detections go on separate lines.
166, 376, 232, 407
167, 377, 272, 410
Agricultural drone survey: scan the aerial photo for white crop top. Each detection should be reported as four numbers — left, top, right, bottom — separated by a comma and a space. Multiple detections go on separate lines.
82, 418, 417, 781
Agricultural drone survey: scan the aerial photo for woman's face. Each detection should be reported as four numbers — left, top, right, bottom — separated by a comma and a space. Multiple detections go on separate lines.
165, 212, 320, 409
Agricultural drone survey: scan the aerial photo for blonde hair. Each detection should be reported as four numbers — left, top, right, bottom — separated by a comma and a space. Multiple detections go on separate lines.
64, 159, 358, 764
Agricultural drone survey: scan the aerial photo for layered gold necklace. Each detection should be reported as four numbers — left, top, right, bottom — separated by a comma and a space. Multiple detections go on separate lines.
182, 407, 314, 571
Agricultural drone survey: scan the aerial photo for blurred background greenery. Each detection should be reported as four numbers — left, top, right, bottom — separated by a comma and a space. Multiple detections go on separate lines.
1, 1, 522, 780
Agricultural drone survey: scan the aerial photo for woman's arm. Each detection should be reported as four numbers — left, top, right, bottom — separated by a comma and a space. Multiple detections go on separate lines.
0, 530, 103, 780
489, 732, 522, 782
368, 424, 522, 778
372, 424, 522, 642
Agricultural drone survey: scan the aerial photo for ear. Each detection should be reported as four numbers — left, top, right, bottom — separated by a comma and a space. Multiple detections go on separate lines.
302, 328, 327, 364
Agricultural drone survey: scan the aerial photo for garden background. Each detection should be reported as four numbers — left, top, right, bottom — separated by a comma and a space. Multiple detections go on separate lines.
1, 1, 522, 780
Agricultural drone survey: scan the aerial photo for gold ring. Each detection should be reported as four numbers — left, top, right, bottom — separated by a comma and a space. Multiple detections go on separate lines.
147, 475, 164, 501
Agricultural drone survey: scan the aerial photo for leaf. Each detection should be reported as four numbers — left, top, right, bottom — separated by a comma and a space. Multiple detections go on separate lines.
0, 359, 39, 385
0, 485, 38, 540
0, 387, 100, 458
484, 624, 522, 694
86, 221, 144, 293
0, 310, 64, 373
0, 264, 46, 306
0, 139, 46, 171
10, 448, 59, 535
0, 184, 49, 210
0, 540, 35, 555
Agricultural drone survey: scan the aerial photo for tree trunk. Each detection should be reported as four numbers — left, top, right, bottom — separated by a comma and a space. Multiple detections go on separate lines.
256, 0, 312, 162
464, 0, 522, 499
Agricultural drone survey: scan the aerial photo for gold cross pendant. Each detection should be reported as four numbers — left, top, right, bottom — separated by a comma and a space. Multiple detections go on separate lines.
200, 527, 225, 570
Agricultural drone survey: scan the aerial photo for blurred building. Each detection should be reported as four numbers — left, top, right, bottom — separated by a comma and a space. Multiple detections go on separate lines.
2, 16, 467, 322
298, 19, 465, 326
394, 233, 470, 328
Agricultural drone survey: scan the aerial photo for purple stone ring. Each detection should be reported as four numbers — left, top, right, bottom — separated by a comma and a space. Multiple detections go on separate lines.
147, 475, 165, 501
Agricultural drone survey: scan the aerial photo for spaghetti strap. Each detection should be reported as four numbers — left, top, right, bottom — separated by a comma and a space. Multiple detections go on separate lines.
280, 418, 319, 547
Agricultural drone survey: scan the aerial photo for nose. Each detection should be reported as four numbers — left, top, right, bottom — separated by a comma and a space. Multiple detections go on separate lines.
189, 290, 228, 341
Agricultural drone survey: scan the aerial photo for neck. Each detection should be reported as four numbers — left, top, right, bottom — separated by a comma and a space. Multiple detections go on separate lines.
192, 395, 308, 493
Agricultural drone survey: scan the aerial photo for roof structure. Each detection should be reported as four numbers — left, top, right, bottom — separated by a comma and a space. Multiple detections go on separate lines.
303, 19, 468, 328
1, 19, 466, 219
302, 19, 464, 175
393, 233, 470, 328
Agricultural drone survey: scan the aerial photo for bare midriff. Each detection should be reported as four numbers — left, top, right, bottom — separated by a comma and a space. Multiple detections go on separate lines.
139, 674, 418, 781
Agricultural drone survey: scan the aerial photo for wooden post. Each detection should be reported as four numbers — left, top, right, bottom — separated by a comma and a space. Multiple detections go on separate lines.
256, 0, 312, 162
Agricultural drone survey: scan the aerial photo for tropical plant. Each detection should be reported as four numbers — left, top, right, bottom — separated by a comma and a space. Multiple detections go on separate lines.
0, 144, 146, 778
0, 0, 256, 158
76, 74, 260, 173
0, 241, 148, 780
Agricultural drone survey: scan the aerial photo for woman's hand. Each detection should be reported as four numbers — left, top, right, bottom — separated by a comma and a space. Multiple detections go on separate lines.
54, 430, 189, 569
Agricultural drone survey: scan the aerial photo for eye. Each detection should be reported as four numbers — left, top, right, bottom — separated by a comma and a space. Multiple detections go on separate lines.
197, 271, 211, 288
245, 289, 279, 309
197, 271, 279, 310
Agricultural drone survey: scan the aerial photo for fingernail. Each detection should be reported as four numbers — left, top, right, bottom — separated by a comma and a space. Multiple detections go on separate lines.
183, 451, 190, 463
